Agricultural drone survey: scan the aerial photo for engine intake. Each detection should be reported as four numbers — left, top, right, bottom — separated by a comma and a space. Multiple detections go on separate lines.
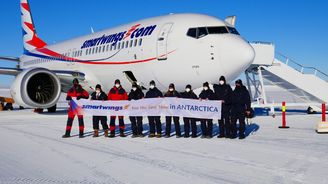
10, 68, 61, 109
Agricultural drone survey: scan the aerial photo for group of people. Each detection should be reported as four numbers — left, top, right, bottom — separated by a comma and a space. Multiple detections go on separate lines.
62, 76, 251, 139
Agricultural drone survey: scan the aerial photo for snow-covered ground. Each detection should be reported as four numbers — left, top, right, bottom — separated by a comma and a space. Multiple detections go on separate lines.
1, 88, 328, 184
0, 108, 328, 184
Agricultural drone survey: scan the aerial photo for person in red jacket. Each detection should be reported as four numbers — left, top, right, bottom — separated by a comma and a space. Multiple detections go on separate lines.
62, 78, 89, 138
108, 79, 128, 137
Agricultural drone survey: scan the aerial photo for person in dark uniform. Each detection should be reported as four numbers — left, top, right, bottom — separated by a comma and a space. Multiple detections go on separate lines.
199, 82, 215, 138
213, 76, 233, 138
128, 82, 145, 138
62, 78, 89, 138
107, 79, 128, 138
180, 84, 198, 138
164, 83, 181, 138
145, 80, 163, 138
231, 79, 251, 139
90, 84, 109, 137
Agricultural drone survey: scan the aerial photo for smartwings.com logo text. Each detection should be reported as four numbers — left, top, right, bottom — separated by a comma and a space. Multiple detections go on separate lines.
82, 105, 123, 111
81, 24, 157, 49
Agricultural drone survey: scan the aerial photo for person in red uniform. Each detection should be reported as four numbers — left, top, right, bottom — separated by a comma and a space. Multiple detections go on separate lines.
62, 78, 89, 138
107, 79, 128, 137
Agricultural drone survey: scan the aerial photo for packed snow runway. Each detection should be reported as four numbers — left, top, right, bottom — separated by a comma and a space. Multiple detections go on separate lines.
0, 108, 327, 184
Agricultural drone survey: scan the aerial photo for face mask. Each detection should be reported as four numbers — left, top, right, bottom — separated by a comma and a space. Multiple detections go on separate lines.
169, 88, 174, 92
203, 87, 208, 91
115, 84, 120, 88
150, 85, 155, 89
132, 87, 137, 91
185, 88, 191, 92
219, 80, 225, 85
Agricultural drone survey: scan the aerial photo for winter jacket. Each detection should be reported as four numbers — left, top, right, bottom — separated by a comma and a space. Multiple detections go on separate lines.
91, 91, 107, 101
164, 90, 180, 98
199, 89, 215, 100
128, 89, 144, 100
231, 86, 251, 114
107, 86, 128, 101
213, 83, 232, 112
145, 87, 163, 98
66, 85, 89, 100
180, 91, 198, 99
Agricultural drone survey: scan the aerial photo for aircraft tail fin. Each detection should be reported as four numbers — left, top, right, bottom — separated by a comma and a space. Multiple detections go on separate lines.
21, 0, 47, 53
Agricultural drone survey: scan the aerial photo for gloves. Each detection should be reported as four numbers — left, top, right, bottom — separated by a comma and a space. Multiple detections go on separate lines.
66, 96, 72, 101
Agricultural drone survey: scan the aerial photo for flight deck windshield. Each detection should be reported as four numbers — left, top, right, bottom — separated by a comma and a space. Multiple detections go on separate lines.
187, 26, 239, 39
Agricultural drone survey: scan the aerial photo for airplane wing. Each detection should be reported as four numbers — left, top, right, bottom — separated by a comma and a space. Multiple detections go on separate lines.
0, 56, 20, 62
0, 66, 85, 92
0, 67, 22, 76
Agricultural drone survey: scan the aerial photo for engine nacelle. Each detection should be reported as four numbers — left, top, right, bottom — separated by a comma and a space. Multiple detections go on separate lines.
10, 68, 61, 109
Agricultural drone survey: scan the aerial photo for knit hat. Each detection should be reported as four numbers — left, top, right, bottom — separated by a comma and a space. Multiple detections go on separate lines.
185, 84, 192, 89
95, 84, 101, 89
235, 79, 243, 85
114, 79, 120, 84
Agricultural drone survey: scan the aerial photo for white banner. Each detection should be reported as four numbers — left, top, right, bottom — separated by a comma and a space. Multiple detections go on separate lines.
71, 98, 222, 119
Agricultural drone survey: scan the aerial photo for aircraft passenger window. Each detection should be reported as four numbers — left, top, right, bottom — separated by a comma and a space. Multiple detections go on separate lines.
130, 40, 133, 47
197, 27, 208, 38
110, 45, 113, 51
187, 28, 197, 38
103, 46, 106, 52
122, 42, 125, 49
118, 42, 121, 49
106, 45, 109, 51
207, 27, 229, 34
227, 27, 240, 35
134, 39, 137, 47
125, 41, 129, 48
139, 38, 142, 46
114, 44, 117, 50
92, 48, 95, 54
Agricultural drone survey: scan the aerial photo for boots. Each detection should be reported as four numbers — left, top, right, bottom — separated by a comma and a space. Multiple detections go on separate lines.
119, 129, 126, 137
93, 129, 99, 137
79, 130, 84, 138
104, 129, 109, 137
62, 130, 70, 138
109, 131, 115, 138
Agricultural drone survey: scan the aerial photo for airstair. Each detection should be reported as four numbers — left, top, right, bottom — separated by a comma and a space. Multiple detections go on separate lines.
246, 42, 328, 111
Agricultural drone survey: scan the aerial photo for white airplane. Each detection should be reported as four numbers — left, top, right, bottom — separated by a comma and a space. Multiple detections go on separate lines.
0, 0, 255, 112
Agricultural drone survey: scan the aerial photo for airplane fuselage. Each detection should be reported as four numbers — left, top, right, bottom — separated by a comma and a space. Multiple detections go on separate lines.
19, 13, 254, 93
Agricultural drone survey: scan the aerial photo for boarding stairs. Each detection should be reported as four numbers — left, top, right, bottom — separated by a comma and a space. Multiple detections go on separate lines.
246, 42, 328, 111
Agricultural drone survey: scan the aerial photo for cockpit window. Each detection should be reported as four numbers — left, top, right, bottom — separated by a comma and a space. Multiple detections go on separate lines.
187, 28, 197, 38
186, 26, 231, 39
227, 27, 240, 35
197, 27, 208, 38
207, 26, 229, 34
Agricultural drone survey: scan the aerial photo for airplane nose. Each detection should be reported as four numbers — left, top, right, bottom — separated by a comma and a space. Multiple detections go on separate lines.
219, 36, 255, 79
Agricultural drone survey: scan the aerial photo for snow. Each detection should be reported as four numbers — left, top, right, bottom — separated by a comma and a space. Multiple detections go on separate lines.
0, 108, 328, 184
1, 88, 328, 184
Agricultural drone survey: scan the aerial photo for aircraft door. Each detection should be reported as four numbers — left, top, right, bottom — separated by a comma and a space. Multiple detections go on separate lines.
157, 23, 173, 60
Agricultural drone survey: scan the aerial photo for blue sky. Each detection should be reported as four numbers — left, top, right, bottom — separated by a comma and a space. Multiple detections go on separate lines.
0, 0, 327, 87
